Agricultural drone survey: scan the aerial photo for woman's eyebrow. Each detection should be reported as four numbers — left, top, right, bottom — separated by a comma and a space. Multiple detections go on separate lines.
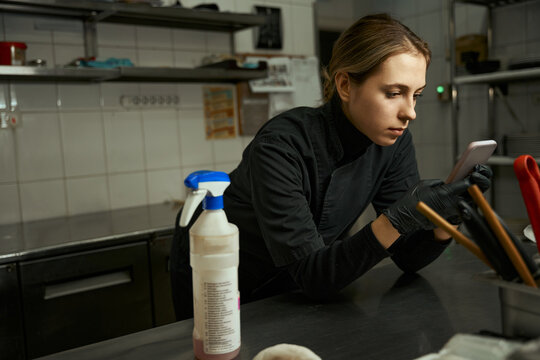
383, 83, 427, 91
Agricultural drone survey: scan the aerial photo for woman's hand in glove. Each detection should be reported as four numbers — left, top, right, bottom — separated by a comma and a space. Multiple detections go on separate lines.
465, 164, 493, 193
382, 179, 470, 235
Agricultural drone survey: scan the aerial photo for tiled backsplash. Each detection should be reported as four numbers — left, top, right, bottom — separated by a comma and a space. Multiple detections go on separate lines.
0, 0, 316, 224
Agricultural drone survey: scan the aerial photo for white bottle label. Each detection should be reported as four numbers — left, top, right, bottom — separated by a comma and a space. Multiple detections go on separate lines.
200, 268, 240, 354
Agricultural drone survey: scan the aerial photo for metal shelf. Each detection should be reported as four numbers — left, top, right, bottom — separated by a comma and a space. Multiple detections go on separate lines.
117, 66, 267, 83
488, 155, 540, 166
0, 0, 267, 32
456, 0, 537, 7
0, 1, 269, 83
0, 65, 268, 83
454, 67, 540, 84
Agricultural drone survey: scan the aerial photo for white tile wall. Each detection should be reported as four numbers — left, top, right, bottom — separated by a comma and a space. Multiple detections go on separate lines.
0, 130, 16, 183
141, 109, 181, 170
12, 83, 58, 110
527, 2, 540, 42
19, 179, 67, 222
103, 111, 145, 173
178, 109, 214, 167
147, 168, 184, 204
54, 44, 85, 67
15, 112, 64, 182
412, 101, 452, 146
108, 172, 147, 209
66, 176, 109, 215
136, 26, 173, 49
0, 184, 20, 224
137, 49, 175, 67
416, 11, 444, 58
493, 4, 527, 48
177, 84, 204, 108
291, 4, 315, 56
213, 138, 244, 164
205, 32, 231, 54
58, 84, 101, 110
51, 18, 84, 45
97, 23, 136, 47
4, 14, 53, 43
172, 29, 206, 51
60, 112, 106, 177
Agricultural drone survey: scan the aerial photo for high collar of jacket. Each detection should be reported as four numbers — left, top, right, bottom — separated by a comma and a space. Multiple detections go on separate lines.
327, 93, 373, 164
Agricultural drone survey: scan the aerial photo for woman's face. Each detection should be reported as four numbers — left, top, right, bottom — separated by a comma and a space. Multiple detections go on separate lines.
338, 52, 427, 146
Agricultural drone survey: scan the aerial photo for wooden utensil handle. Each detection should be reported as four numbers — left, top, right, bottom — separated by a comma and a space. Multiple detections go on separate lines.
416, 201, 493, 269
467, 185, 537, 288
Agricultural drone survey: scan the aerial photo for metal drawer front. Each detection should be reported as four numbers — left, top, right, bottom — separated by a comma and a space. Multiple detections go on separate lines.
20, 241, 152, 359
149, 234, 175, 326
0, 263, 25, 359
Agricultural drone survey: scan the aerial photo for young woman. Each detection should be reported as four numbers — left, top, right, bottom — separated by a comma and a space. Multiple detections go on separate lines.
170, 13, 491, 320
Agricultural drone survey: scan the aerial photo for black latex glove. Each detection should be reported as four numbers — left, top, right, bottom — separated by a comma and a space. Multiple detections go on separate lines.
465, 164, 493, 194
383, 179, 471, 235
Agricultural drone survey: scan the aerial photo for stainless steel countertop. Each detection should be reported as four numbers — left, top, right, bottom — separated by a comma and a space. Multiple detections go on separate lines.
37, 242, 504, 360
0, 203, 180, 264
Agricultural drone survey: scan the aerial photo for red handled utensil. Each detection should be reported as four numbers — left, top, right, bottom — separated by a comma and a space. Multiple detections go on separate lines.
513, 155, 540, 253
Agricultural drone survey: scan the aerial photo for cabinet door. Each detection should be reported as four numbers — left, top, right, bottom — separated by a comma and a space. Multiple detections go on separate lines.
0, 263, 25, 359
149, 233, 176, 326
20, 241, 153, 359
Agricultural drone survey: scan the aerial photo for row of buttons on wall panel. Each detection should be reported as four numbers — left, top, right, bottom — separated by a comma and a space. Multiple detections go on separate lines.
120, 95, 180, 108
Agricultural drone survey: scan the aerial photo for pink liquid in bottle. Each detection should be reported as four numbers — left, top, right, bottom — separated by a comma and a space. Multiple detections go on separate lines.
193, 338, 240, 360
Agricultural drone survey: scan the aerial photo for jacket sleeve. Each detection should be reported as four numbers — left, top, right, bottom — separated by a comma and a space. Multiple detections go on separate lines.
248, 135, 326, 266
370, 130, 452, 274
387, 231, 452, 274
286, 223, 390, 300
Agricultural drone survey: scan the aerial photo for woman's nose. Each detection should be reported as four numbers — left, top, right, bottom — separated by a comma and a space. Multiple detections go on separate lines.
399, 98, 416, 122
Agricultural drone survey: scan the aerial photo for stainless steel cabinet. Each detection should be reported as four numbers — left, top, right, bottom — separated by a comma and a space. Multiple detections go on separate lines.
19, 242, 153, 359
0, 263, 25, 359
149, 233, 175, 326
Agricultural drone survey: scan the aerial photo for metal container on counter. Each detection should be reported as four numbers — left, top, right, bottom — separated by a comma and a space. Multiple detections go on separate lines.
476, 271, 540, 339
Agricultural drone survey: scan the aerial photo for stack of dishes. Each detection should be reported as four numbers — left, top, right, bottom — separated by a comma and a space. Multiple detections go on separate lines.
504, 133, 540, 157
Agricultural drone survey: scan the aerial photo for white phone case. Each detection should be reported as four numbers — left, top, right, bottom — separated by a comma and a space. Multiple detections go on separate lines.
446, 140, 497, 183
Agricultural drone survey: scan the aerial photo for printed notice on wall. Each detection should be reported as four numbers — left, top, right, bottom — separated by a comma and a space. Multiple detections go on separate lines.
203, 86, 236, 139
247, 56, 294, 93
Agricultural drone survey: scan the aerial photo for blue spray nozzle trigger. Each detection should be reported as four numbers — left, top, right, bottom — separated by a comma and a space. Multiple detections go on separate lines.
184, 170, 230, 190
180, 170, 230, 227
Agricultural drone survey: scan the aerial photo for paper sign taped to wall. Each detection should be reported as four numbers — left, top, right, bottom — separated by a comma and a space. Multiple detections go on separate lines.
247, 56, 295, 93
203, 86, 236, 139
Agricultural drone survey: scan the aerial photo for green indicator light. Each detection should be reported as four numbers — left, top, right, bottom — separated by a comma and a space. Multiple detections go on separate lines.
437, 85, 445, 94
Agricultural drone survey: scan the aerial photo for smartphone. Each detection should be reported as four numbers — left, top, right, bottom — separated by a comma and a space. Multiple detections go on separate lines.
445, 140, 497, 183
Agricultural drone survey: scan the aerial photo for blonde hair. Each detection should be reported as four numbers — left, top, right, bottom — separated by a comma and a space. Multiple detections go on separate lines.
322, 13, 431, 103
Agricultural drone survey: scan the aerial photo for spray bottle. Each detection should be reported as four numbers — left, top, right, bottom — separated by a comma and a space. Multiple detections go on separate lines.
180, 170, 240, 360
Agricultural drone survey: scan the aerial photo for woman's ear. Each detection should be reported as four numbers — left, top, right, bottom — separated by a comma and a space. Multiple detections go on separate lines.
335, 72, 351, 103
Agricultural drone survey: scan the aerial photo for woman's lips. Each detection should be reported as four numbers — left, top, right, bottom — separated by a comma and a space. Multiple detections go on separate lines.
388, 128, 404, 136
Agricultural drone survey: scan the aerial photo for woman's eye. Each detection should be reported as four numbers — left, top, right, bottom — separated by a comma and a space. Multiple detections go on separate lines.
413, 93, 423, 99
386, 92, 400, 98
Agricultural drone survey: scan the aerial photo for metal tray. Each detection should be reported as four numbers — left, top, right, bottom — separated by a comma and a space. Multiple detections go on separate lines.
475, 272, 540, 339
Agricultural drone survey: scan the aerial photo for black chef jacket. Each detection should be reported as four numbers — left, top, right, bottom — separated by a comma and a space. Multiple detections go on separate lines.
170, 95, 450, 320
223, 94, 450, 301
